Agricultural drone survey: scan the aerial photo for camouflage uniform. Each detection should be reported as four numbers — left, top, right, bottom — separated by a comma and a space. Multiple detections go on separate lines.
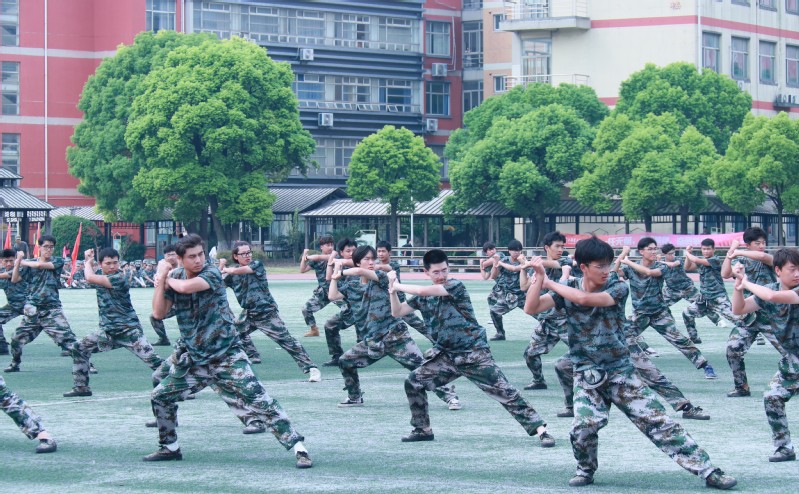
622, 262, 708, 370
484, 253, 506, 309
301, 259, 331, 327
71, 271, 164, 389
489, 256, 527, 338
325, 274, 362, 359
224, 260, 316, 374
552, 275, 718, 482
0, 271, 26, 354
151, 265, 304, 451
383, 260, 430, 340
339, 270, 456, 404
523, 258, 572, 389
9, 257, 78, 367
682, 256, 738, 340
726, 258, 779, 393
405, 279, 545, 434
1, 376, 46, 440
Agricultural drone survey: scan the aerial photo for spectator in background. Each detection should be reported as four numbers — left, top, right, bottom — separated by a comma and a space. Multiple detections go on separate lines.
13, 237, 28, 258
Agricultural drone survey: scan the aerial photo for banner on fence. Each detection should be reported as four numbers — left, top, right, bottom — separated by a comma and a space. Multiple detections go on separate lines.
563, 232, 743, 249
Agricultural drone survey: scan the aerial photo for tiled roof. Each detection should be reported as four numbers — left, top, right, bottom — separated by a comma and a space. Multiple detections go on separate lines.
0, 188, 55, 211
269, 187, 347, 214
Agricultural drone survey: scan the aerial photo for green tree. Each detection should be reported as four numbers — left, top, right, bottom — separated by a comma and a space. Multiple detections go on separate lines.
50, 216, 104, 259
447, 104, 594, 244
709, 113, 799, 245
615, 62, 752, 152
346, 126, 441, 244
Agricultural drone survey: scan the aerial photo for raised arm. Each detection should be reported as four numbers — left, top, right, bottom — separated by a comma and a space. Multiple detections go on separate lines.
11, 250, 23, 283
82, 250, 112, 289
328, 261, 345, 301
152, 260, 174, 319
387, 271, 416, 318
342, 267, 379, 281
721, 239, 739, 278
545, 279, 617, 307
523, 257, 555, 314
620, 258, 663, 277
684, 246, 710, 268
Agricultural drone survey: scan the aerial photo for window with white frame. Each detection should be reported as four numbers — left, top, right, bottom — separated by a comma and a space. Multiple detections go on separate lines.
522, 38, 551, 80
787, 45, 799, 86
379, 79, 413, 107
463, 80, 483, 113
302, 138, 359, 177
335, 14, 370, 48
1, 133, 19, 174
493, 14, 504, 31
759, 41, 776, 84
426, 81, 450, 116
293, 74, 324, 101
702, 32, 720, 73
1, 0, 18, 47
378, 17, 414, 49
194, 2, 231, 36
463, 21, 483, 68
426, 21, 451, 56
294, 10, 325, 42
429, 145, 449, 180
335, 77, 371, 104
146, 0, 175, 32
759, 0, 776, 9
731, 37, 749, 80
248, 6, 279, 36
1, 61, 19, 115
493, 75, 506, 93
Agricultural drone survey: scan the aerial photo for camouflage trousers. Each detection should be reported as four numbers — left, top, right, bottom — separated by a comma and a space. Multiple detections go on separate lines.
1, 376, 45, 440
71, 326, 164, 388
339, 327, 457, 404
523, 318, 567, 383
727, 316, 781, 392
571, 367, 716, 479
632, 309, 707, 370
764, 366, 799, 452
489, 289, 526, 337
323, 307, 357, 357
149, 306, 176, 343
301, 285, 331, 327
0, 304, 23, 348
683, 295, 737, 340
406, 347, 546, 434
239, 310, 316, 373
151, 349, 304, 449
10, 307, 77, 365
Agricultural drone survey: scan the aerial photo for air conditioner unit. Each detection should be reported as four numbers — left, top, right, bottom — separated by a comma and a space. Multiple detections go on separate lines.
299, 48, 314, 61
432, 63, 448, 77
318, 112, 334, 127
737, 80, 747, 91
425, 118, 438, 133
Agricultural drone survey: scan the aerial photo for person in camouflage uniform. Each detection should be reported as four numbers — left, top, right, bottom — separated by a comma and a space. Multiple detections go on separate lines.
480, 242, 504, 314
388, 249, 554, 445
62, 248, 164, 398
330, 246, 459, 409
731, 247, 799, 463
145, 234, 312, 468
321, 237, 358, 367
375, 240, 430, 339
683, 239, 740, 343
722, 227, 781, 397
487, 239, 529, 341
525, 237, 736, 489
617, 238, 717, 379
4, 235, 78, 373
1, 376, 57, 453
0, 249, 27, 356
519, 231, 572, 398
299, 235, 335, 337
149, 244, 178, 346
220, 241, 320, 383
660, 244, 723, 328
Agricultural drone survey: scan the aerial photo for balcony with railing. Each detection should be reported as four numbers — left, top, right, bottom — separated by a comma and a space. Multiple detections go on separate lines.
298, 100, 421, 114
500, 0, 590, 32
502, 73, 590, 92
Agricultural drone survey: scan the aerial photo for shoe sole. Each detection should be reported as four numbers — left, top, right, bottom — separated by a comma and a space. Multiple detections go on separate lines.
337, 403, 364, 408
401, 435, 434, 442
142, 455, 182, 462
242, 428, 266, 435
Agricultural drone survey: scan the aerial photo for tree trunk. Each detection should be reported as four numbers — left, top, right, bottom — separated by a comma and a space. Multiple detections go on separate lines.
389, 199, 398, 245
679, 206, 690, 235
777, 207, 785, 246
644, 214, 652, 233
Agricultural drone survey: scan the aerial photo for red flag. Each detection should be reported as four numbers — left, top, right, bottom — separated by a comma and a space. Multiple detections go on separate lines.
3, 220, 10, 250
32, 224, 40, 258
66, 223, 82, 285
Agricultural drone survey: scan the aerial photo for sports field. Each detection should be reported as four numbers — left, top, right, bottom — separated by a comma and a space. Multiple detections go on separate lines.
1, 279, 795, 493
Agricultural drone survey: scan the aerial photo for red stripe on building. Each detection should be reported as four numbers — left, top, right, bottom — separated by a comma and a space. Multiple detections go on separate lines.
592, 16, 799, 40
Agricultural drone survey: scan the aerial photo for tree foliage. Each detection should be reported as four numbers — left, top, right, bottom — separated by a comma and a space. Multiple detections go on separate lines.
346, 125, 441, 244
50, 216, 104, 259
615, 62, 751, 152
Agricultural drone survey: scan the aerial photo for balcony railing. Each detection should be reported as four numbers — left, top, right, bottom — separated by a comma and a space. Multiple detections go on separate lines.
298, 100, 421, 113
502, 73, 590, 92
463, 53, 484, 69
504, 0, 589, 21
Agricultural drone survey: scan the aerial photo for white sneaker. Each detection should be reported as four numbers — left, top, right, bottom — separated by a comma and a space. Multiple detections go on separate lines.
448, 399, 462, 410
716, 320, 729, 328
308, 367, 322, 382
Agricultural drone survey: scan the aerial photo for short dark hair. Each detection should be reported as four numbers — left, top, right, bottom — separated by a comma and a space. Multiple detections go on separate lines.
376, 240, 392, 251
352, 245, 376, 266
175, 234, 205, 256
700, 238, 715, 248
39, 235, 56, 246
508, 239, 523, 251
163, 244, 176, 254
773, 248, 799, 269
637, 237, 657, 251
1, 248, 16, 258
337, 237, 357, 252
661, 243, 676, 255
543, 231, 566, 247
574, 236, 614, 266
743, 227, 768, 245
423, 249, 448, 269
97, 247, 120, 262
482, 242, 496, 254
318, 235, 334, 246
231, 240, 251, 257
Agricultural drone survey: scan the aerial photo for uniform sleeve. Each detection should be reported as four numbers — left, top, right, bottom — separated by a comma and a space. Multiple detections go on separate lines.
558, 257, 572, 268
604, 277, 630, 305
107, 271, 130, 291
198, 266, 223, 293
654, 261, 670, 276
51, 257, 65, 271
551, 291, 566, 311
249, 260, 266, 278
443, 279, 465, 300
620, 264, 632, 279
406, 295, 422, 311
708, 257, 722, 271
375, 269, 389, 290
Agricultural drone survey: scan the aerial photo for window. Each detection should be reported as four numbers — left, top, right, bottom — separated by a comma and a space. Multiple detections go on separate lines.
426, 21, 450, 56
759, 41, 776, 84
335, 77, 371, 103
335, 14, 370, 48
293, 74, 324, 101
379, 79, 413, 107
429, 145, 449, 180
146, 0, 175, 32
426, 81, 450, 116
789, 0, 799, 14
731, 37, 749, 80
1, 61, 19, 115
493, 14, 504, 31
463, 21, 483, 68
493, 75, 506, 93
1, 133, 19, 174
463, 80, 483, 113
301, 138, 359, 177
758, 0, 776, 9
731, 0, 750, 5
787, 45, 799, 87
378, 17, 415, 50
463, 0, 483, 9
1, 0, 18, 47
193, 2, 231, 35
248, 7, 279, 36
702, 32, 721, 73
294, 10, 325, 42
522, 39, 551, 80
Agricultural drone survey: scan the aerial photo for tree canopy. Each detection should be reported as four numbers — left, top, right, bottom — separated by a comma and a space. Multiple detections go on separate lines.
50, 216, 104, 260
346, 125, 441, 244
